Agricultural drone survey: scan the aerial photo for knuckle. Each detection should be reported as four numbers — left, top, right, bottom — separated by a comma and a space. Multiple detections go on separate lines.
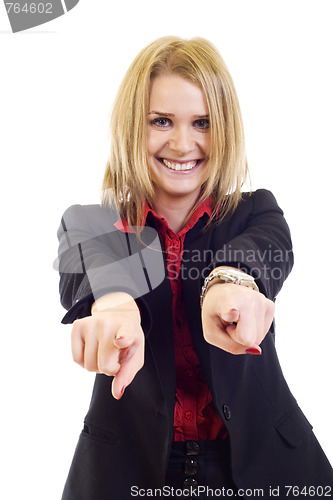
71, 342, 81, 359
71, 344, 84, 365
99, 364, 118, 376
72, 353, 84, 366
72, 317, 82, 327
84, 361, 97, 372
98, 351, 119, 376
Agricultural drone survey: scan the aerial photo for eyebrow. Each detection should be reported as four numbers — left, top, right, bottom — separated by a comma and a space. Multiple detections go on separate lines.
148, 111, 209, 119
148, 111, 174, 117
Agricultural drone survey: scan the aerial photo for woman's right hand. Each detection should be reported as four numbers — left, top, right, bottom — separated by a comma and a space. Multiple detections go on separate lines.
71, 292, 144, 400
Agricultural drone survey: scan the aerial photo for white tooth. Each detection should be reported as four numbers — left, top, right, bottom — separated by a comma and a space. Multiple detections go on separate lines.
184, 161, 194, 170
163, 159, 197, 171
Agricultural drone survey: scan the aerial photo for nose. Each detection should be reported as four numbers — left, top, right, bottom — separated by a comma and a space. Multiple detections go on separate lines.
169, 126, 195, 155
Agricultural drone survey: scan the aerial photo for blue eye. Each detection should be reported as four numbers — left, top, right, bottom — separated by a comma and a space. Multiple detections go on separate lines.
151, 117, 172, 128
194, 119, 210, 130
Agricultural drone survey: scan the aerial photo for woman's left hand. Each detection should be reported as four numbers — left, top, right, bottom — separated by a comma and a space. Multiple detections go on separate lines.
201, 283, 275, 355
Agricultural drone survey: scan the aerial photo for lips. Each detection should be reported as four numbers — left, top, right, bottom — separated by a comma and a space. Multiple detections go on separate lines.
160, 158, 201, 171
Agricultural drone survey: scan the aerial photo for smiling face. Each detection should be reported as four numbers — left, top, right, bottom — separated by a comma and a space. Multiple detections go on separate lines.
146, 75, 211, 210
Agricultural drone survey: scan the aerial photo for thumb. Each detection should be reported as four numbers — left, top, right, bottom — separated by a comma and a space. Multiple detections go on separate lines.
113, 324, 138, 349
221, 308, 239, 324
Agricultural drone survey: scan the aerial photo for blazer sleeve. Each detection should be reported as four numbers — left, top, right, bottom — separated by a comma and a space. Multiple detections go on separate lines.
56, 204, 164, 324
210, 189, 294, 300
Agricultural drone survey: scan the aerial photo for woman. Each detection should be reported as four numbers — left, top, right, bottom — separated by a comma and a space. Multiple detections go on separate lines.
57, 37, 332, 499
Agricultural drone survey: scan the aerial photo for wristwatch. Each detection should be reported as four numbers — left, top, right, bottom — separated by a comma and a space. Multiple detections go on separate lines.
200, 267, 259, 308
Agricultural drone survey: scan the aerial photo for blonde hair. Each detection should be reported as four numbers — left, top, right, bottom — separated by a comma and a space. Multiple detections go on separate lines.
102, 36, 249, 229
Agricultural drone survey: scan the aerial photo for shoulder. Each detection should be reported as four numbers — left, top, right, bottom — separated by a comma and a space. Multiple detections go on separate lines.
228, 189, 285, 226
209, 189, 287, 240
238, 189, 283, 213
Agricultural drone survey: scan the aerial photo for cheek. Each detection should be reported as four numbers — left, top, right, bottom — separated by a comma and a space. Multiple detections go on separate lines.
147, 130, 169, 155
201, 135, 210, 154
147, 131, 159, 155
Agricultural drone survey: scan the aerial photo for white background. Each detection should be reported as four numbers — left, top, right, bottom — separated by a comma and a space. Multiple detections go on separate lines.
0, 1, 332, 498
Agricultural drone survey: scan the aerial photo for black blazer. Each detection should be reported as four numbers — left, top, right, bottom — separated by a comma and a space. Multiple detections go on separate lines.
57, 189, 332, 499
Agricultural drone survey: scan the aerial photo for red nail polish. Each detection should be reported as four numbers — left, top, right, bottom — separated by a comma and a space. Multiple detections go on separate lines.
120, 386, 126, 397
245, 347, 261, 355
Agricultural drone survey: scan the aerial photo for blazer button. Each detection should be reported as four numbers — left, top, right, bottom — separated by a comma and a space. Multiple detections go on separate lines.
223, 404, 231, 420
185, 440, 200, 456
183, 478, 198, 489
183, 458, 199, 476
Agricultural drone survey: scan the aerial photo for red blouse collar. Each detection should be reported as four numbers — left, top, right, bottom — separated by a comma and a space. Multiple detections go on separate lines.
114, 197, 213, 235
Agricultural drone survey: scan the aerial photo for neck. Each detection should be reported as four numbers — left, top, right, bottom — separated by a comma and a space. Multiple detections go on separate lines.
151, 192, 199, 233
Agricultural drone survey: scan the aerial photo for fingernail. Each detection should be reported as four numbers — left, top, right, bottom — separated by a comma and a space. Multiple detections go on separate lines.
120, 386, 126, 397
245, 347, 262, 355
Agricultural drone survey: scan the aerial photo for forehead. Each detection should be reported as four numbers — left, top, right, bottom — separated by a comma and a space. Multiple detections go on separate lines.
149, 75, 208, 114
